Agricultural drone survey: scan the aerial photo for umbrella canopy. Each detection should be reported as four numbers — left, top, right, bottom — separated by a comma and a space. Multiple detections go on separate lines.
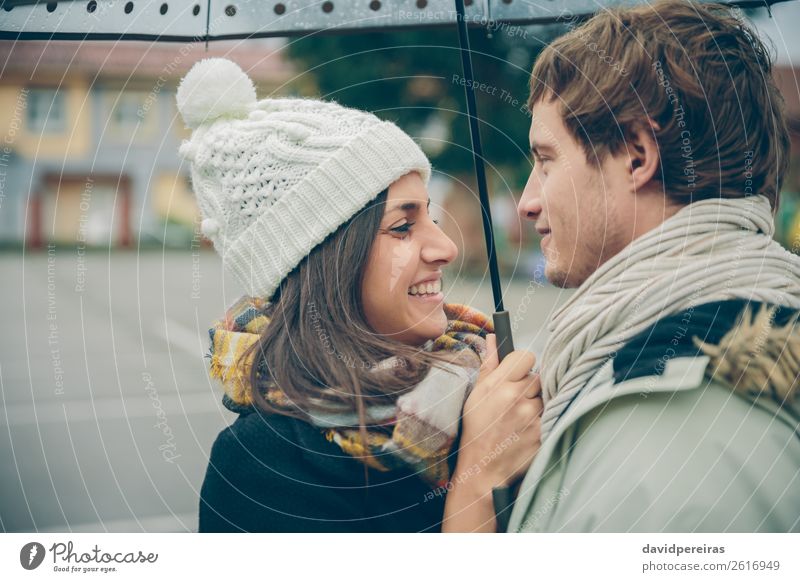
1, 0, 787, 41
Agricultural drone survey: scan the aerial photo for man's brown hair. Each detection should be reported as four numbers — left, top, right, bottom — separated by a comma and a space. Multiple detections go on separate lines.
528, 0, 790, 209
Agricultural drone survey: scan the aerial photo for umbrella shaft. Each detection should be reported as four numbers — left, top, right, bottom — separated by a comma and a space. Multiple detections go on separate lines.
454, 0, 504, 313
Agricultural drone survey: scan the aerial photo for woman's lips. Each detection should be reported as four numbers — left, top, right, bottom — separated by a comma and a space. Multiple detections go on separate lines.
408, 276, 444, 305
408, 291, 444, 304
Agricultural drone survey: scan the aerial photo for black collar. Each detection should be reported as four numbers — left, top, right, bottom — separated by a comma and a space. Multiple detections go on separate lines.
613, 299, 799, 384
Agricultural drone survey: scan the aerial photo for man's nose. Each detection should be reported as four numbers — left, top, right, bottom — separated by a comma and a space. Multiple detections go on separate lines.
518, 171, 543, 221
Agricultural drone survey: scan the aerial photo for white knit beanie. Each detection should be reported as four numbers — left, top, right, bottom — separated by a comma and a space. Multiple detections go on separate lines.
175, 58, 432, 300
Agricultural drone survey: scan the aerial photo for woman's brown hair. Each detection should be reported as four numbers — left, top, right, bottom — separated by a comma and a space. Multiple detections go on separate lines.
528, 0, 790, 209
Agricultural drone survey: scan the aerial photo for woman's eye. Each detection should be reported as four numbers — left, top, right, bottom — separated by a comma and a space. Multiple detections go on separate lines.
390, 222, 415, 236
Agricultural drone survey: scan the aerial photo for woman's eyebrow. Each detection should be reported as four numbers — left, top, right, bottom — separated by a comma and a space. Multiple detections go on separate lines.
389, 201, 421, 212
387, 199, 431, 214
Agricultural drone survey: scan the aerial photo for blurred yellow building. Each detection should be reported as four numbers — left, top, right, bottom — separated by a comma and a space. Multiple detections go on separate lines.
0, 39, 295, 248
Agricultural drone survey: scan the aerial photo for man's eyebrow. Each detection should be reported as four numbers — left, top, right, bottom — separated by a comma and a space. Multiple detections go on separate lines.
529, 141, 555, 156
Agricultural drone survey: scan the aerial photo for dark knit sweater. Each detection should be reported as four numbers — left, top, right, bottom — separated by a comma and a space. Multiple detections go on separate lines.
198, 405, 447, 532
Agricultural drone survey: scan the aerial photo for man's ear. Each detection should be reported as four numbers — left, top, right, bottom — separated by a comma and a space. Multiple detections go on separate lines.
625, 120, 660, 193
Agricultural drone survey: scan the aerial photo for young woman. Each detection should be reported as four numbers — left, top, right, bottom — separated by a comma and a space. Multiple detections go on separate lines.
176, 58, 542, 533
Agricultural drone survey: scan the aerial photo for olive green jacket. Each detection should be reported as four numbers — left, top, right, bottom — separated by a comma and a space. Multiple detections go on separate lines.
507, 356, 800, 532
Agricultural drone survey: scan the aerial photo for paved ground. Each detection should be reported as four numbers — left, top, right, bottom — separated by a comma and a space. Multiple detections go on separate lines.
0, 249, 572, 532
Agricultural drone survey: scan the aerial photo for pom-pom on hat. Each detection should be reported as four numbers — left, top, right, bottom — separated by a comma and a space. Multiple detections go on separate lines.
176, 58, 257, 129
176, 58, 431, 300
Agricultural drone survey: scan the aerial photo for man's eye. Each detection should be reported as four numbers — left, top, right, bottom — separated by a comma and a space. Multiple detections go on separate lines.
535, 157, 551, 173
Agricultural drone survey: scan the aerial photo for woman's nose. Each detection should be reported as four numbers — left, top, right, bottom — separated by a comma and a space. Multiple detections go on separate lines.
421, 221, 458, 265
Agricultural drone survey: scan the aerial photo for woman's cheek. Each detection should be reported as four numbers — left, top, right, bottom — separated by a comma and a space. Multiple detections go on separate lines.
387, 240, 415, 295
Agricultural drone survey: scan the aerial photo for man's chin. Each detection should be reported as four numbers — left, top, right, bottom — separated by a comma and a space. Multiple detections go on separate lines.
545, 263, 582, 289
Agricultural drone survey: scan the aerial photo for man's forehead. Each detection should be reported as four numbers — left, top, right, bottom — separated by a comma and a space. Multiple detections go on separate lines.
529, 102, 563, 144
529, 113, 539, 138
529, 113, 551, 145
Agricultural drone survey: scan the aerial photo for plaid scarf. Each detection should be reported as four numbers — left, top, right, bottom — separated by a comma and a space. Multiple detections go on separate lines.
207, 296, 493, 488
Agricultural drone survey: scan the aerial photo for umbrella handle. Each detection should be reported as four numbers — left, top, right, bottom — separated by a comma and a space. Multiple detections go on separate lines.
492, 311, 515, 361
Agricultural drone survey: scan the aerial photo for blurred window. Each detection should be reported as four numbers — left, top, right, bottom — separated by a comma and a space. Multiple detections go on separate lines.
111, 92, 147, 128
26, 88, 65, 133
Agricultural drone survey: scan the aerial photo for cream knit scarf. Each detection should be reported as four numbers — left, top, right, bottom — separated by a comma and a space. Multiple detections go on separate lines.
540, 194, 800, 440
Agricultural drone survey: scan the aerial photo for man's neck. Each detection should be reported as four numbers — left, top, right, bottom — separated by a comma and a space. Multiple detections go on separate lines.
629, 191, 685, 241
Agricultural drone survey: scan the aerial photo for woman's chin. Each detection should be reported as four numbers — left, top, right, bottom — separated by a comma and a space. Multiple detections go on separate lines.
409, 304, 448, 342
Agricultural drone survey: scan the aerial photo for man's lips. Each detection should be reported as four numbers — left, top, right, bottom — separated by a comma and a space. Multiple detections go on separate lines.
537, 227, 551, 250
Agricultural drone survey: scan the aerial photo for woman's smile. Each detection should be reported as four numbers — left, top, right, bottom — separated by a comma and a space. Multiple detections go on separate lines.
407, 275, 444, 303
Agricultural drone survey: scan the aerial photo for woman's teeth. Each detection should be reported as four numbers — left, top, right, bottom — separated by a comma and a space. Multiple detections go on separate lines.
408, 280, 442, 296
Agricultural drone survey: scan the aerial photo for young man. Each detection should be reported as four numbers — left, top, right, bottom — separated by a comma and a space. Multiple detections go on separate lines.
508, 0, 800, 532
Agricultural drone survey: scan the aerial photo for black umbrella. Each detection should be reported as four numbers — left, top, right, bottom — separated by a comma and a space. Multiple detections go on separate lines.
2, 0, 782, 363
453, 0, 515, 361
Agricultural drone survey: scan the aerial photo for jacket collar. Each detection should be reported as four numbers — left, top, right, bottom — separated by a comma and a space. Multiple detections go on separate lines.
507, 355, 711, 532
